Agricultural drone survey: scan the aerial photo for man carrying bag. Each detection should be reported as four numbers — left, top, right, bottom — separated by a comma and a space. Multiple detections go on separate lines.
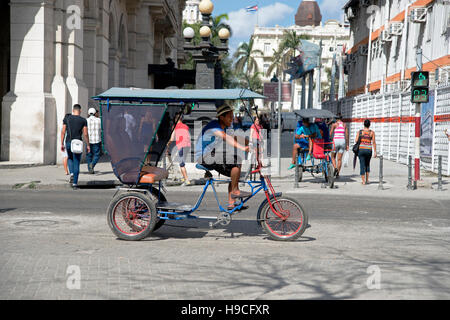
61, 104, 90, 189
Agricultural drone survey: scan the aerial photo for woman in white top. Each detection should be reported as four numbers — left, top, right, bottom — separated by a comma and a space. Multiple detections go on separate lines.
329, 114, 349, 178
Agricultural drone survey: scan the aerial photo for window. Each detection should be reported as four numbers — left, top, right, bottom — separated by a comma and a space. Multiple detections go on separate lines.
264, 43, 271, 54
263, 64, 269, 76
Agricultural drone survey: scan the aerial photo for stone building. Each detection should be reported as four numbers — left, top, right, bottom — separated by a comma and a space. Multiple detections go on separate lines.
0, 0, 187, 164
251, 0, 350, 110
343, 0, 450, 96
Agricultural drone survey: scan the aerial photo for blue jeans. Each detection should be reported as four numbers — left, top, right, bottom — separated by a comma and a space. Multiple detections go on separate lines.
358, 148, 372, 175
66, 143, 82, 185
86, 143, 101, 169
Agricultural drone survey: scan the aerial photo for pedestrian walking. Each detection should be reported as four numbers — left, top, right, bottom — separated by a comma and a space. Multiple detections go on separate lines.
86, 107, 102, 174
61, 104, 90, 189
171, 118, 191, 186
330, 114, 349, 178
356, 119, 377, 185
61, 113, 71, 176
250, 115, 264, 164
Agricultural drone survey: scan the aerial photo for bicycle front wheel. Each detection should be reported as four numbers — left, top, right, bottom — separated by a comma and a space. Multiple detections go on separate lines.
259, 196, 308, 241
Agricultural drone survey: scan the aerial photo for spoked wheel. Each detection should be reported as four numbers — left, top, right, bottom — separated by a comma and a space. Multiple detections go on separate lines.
297, 165, 303, 182
326, 163, 335, 188
259, 196, 308, 241
107, 192, 157, 241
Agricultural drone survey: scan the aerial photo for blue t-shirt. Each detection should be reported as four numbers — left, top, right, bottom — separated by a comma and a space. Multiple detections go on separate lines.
194, 120, 225, 161
295, 123, 322, 145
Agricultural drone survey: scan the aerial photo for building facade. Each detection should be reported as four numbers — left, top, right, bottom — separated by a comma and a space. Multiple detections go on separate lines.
343, 0, 450, 96
182, 0, 201, 24
251, 1, 350, 110
1, 0, 187, 164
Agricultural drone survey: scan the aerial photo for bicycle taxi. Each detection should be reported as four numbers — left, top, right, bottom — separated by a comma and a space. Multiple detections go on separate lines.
93, 87, 308, 241
293, 109, 336, 188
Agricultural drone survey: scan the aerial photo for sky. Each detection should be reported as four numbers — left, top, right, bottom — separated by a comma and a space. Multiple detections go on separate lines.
210, 0, 348, 54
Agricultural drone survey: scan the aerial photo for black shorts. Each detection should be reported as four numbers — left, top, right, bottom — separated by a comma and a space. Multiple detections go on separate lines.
200, 152, 242, 177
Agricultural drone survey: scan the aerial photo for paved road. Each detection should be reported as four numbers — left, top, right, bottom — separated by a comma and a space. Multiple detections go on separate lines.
0, 189, 449, 299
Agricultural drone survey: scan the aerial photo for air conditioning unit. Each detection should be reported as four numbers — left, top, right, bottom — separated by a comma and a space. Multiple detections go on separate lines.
410, 7, 427, 23
400, 80, 410, 91
388, 22, 404, 36
388, 82, 400, 92
371, 40, 379, 56
380, 30, 393, 42
358, 44, 368, 56
438, 66, 450, 84
361, 0, 371, 7
346, 7, 356, 21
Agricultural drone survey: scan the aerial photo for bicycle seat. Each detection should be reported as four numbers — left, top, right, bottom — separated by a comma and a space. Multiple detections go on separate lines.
138, 166, 169, 184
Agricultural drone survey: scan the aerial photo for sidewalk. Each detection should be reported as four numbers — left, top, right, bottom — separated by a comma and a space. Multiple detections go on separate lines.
0, 155, 448, 199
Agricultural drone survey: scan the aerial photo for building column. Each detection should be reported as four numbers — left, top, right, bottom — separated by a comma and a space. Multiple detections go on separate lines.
2, 0, 57, 163
96, 0, 109, 95
135, 4, 154, 88
51, 1, 69, 165
126, 1, 139, 87
83, 0, 99, 102
64, 0, 88, 117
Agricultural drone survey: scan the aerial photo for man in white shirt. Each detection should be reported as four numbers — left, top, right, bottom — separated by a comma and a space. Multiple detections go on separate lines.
86, 107, 102, 174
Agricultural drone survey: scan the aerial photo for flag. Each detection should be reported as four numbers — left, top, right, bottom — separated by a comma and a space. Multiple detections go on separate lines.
246, 5, 258, 12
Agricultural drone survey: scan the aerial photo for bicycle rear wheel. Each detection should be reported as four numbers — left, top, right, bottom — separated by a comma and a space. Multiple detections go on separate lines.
107, 192, 157, 241
259, 196, 308, 241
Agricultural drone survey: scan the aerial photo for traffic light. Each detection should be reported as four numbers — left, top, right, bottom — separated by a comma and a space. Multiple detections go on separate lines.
411, 71, 429, 103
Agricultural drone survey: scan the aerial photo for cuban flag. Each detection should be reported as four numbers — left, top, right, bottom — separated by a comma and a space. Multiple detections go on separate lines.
246, 5, 258, 12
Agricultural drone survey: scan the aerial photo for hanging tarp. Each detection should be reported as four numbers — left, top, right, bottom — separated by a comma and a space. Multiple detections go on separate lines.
284, 40, 321, 80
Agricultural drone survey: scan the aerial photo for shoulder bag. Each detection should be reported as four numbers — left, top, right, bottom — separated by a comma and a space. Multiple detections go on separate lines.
352, 130, 362, 155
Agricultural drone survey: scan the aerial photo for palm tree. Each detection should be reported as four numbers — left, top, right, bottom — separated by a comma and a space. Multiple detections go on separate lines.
267, 47, 291, 80
233, 37, 263, 77
211, 13, 232, 46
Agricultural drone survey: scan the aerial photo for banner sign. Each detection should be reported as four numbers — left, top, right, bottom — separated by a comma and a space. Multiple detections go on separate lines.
420, 91, 434, 157
263, 82, 291, 102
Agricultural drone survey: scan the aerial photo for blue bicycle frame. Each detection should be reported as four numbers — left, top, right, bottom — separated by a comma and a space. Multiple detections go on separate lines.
156, 176, 267, 220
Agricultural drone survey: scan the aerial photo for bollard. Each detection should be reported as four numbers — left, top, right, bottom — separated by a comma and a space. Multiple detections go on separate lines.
378, 155, 384, 190
407, 155, 414, 190
294, 153, 299, 189
437, 155, 443, 191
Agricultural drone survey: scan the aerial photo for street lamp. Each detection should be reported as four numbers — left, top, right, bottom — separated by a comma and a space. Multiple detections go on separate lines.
183, 0, 229, 89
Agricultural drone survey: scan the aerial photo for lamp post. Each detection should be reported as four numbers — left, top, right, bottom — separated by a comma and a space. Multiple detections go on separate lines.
183, 0, 229, 90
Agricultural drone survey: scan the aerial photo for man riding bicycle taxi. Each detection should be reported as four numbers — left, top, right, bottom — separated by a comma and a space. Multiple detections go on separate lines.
195, 104, 252, 210
288, 117, 322, 170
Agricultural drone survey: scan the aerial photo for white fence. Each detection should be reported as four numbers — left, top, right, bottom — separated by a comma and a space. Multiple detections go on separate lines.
322, 83, 450, 176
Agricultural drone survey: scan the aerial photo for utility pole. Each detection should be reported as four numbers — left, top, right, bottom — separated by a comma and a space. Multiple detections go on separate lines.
330, 52, 337, 102
277, 76, 282, 177
338, 51, 345, 100
414, 48, 423, 189
316, 40, 323, 108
